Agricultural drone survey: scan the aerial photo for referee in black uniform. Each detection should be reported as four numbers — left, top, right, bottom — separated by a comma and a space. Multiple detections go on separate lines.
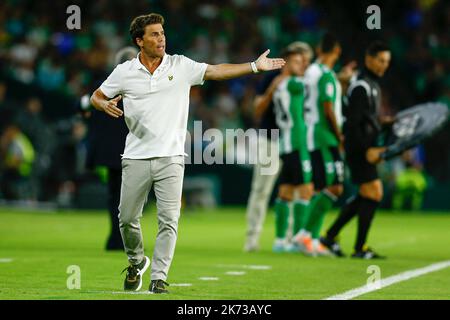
321, 41, 392, 259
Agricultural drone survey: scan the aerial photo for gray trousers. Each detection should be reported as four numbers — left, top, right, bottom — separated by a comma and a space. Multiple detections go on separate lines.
245, 136, 281, 245
118, 156, 184, 281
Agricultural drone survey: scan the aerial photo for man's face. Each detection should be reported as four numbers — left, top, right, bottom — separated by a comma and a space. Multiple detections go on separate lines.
366, 51, 391, 77
301, 53, 311, 73
332, 44, 342, 62
287, 53, 304, 76
137, 23, 166, 58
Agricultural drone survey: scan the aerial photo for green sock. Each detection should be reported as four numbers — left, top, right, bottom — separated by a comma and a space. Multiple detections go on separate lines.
293, 200, 310, 235
305, 191, 336, 239
274, 198, 290, 239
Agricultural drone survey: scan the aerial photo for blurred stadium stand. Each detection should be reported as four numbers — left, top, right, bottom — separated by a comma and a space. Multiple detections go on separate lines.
0, 0, 449, 210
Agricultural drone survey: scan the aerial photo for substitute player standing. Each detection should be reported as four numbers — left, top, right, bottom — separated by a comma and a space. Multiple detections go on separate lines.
270, 43, 315, 252
90, 13, 285, 293
321, 41, 392, 259
245, 42, 313, 252
292, 33, 345, 256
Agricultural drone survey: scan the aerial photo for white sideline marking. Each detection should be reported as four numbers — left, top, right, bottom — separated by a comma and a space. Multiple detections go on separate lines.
110, 291, 153, 295
216, 264, 272, 270
84, 290, 176, 295
198, 277, 219, 281
106, 285, 192, 294
225, 271, 246, 276
171, 283, 192, 287
325, 260, 450, 300
0, 258, 13, 263
80, 291, 152, 295
247, 265, 272, 270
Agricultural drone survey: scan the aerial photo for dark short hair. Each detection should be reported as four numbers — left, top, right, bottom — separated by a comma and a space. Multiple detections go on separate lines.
366, 41, 390, 57
129, 13, 165, 47
319, 32, 340, 54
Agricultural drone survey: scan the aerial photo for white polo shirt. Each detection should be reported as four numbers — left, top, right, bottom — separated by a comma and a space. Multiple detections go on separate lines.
100, 53, 208, 159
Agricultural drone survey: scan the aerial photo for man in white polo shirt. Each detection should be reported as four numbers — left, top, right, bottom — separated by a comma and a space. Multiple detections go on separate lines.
90, 13, 285, 294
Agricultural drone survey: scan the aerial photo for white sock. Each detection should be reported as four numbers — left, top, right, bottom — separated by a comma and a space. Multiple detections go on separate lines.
294, 229, 303, 239
312, 239, 320, 249
298, 230, 311, 238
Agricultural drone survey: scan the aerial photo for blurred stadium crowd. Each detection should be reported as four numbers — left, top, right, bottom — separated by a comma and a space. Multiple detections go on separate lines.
0, 0, 449, 208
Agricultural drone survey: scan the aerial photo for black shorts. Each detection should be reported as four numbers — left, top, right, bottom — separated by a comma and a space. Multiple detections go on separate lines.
310, 146, 344, 191
279, 151, 312, 185
345, 148, 379, 185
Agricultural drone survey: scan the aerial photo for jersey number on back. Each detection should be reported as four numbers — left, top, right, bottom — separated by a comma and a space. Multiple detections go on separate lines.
273, 90, 292, 130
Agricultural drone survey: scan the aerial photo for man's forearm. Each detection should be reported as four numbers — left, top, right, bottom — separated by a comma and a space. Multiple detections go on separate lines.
328, 114, 342, 142
90, 89, 123, 118
204, 63, 254, 81
254, 94, 272, 121
324, 104, 342, 142
204, 49, 284, 81
90, 90, 106, 112
254, 81, 278, 120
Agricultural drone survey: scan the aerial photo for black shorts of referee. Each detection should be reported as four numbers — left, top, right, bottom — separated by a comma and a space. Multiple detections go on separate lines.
344, 143, 378, 185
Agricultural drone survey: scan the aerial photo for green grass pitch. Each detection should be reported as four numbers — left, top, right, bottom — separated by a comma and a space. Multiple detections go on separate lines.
0, 206, 449, 300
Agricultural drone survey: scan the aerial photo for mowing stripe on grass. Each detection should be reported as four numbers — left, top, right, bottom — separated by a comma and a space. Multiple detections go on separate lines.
325, 260, 450, 300
376, 237, 418, 249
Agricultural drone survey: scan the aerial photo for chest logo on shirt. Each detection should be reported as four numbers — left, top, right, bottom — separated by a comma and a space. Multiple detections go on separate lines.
168, 75, 174, 81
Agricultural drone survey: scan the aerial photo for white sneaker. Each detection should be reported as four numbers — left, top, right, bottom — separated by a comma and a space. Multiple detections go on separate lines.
244, 239, 260, 252
292, 234, 315, 256
272, 239, 288, 253
313, 240, 332, 257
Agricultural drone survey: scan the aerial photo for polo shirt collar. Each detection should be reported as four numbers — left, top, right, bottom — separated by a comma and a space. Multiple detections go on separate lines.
134, 52, 168, 74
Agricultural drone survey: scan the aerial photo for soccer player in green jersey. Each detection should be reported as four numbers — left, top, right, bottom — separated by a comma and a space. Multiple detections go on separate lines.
272, 42, 314, 252
292, 33, 345, 256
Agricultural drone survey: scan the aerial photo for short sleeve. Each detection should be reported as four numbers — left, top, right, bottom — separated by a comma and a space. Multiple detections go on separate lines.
319, 73, 335, 103
181, 55, 208, 86
100, 65, 123, 98
287, 77, 303, 95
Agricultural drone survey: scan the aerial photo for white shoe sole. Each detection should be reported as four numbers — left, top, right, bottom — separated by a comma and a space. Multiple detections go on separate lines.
291, 241, 314, 256
135, 256, 150, 291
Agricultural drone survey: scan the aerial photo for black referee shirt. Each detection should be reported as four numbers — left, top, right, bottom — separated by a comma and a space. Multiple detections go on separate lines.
343, 68, 382, 151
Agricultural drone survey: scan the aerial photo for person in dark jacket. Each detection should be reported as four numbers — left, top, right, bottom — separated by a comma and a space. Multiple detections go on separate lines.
320, 41, 393, 259
81, 47, 137, 250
